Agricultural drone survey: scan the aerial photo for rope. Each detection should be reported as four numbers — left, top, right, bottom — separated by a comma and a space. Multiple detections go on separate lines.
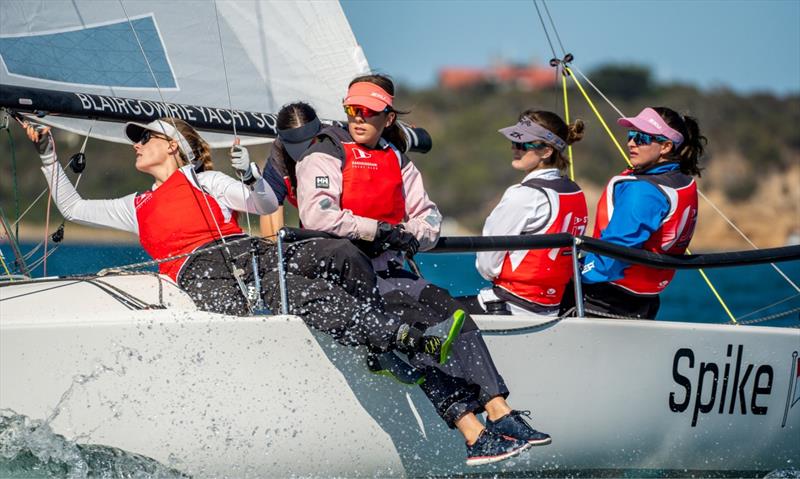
561, 71, 575, 180
737, 293, 800, 321
5, 129, 20, 241
0, 249, 12, 280
564, 66, 631, 167
735, 307, 800, 326
542, 1, 567, 57
532, 0, 558, 61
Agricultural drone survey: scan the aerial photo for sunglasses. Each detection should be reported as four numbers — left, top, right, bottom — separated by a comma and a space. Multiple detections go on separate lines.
627, 130, 669, 146
511, 141, 549, 151
343, 105, 389, 118
136, 130, 169, 145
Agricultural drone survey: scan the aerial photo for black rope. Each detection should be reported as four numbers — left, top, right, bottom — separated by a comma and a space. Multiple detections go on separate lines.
533, 0, 558, 60
542, 0, 567, 57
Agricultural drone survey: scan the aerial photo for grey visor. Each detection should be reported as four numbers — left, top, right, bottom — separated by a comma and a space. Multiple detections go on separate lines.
498, 117, 566, 153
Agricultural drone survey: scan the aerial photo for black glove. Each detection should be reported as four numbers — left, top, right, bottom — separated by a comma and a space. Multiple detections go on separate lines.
375, 222, 420, 256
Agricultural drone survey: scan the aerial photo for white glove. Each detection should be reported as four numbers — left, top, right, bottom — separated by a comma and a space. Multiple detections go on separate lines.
231, 144, 261, 185
25, 123, 56, 166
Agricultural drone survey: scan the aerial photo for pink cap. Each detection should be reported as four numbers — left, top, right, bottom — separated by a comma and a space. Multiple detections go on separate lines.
618, 107, 683, 146
343, 82, 393, 112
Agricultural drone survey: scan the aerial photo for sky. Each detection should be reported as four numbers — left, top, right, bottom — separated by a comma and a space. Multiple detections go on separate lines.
341, 0, 800, 96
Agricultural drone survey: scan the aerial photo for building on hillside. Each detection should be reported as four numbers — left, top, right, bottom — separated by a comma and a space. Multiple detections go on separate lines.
438, 61, 556, 90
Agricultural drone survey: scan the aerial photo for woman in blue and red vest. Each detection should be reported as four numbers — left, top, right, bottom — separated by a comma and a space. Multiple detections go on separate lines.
477, 110, 588, 316
579, 107, 705, 319
296, 74, 550, 466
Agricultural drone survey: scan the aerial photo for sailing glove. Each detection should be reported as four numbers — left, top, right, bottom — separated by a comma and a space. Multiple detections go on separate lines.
230, 145, 261, 185
26, 123, 55, 165
375, 222, 420, 256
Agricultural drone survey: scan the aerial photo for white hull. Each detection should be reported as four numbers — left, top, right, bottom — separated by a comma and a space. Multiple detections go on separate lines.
1, 275, 798, 477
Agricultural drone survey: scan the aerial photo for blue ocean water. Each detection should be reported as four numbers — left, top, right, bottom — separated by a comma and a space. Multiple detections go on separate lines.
2, 242, 799, 327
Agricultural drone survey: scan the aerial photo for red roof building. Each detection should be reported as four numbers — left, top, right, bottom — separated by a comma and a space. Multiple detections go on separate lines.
438, 62, 556, 90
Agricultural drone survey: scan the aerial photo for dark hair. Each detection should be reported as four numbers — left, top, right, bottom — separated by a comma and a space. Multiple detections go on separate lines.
348, 73, 408, 151
518, 109, 585, 171
161, 117, 213, 171
272, 102, 318, 188
652, 106, 705, 177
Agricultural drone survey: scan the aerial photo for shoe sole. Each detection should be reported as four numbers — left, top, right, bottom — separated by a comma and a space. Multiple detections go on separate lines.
465, 441, 532, 467
439, 309, 466, 365
529, 437, 552, 446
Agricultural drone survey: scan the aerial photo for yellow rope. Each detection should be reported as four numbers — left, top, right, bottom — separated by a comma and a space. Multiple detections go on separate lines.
564, 65, 737, 323
0, 250, 13, 281
564, 66, 632, 168
688, 248, 737, 323
561, 70, 575, 180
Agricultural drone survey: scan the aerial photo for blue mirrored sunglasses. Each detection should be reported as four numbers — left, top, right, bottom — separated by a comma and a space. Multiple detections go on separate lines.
511, 141, 548, 151
627, 130, 669, 146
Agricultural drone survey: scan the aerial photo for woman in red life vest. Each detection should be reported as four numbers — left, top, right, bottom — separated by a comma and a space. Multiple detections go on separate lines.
23, 118, 414, 347
476, 110, 588, 316
578, 107, 705, 319
296, 74, 551, 466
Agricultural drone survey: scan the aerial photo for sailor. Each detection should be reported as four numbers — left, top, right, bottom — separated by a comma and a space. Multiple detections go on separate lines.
24, 118, 459, 364
476, 110, 588, 316
258, 102, 322, 237
295, 73, 551, 466
571, 106, 705, 319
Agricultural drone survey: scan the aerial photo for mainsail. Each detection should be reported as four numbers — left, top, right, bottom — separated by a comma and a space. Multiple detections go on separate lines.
0, 0, 370, 146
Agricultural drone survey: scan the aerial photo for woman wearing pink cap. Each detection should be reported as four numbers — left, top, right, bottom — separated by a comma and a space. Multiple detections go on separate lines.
476, 110, 588, 316
296, 73, 550, 466
577, 106, 706, 319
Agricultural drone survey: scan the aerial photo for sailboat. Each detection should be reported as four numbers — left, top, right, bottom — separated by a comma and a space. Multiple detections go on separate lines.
1, 1, 799, 477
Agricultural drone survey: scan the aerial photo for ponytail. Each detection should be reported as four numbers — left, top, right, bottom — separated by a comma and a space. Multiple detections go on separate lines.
653, 107, 706, 177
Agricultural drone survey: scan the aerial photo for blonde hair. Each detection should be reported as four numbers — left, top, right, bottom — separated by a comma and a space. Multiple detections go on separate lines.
160, 117, 214, 171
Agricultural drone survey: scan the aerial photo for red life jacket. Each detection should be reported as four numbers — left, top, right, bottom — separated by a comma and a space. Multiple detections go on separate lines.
594, 168, 698, 295
134, 168, 243, 280
319, 127, 407, 224
494, 176, 588, 306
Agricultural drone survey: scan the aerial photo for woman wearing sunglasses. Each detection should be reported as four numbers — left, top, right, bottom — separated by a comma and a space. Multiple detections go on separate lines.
476, 110, 588, 316
25, 117, 408, 334
296, 74, 551, 466
578, 107, 705, 319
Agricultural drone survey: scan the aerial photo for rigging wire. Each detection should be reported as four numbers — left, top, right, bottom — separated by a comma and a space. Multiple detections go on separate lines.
4, 128, 20, 241
533, 0, 561, 110
737, 293, 800, 321
542, 1, 567, 58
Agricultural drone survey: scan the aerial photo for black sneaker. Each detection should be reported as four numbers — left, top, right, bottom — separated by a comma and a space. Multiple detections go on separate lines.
465, 429, 532, 467
366, 351, 425, 385
396, 309, 466, 365
486, 410, 552, 446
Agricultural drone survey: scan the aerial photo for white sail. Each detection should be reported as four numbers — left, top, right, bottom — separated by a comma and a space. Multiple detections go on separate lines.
0, 0, 370, 146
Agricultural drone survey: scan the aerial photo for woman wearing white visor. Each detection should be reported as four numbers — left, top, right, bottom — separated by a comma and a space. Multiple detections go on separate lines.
575, 106, 706, 319
477, 110, 588, 316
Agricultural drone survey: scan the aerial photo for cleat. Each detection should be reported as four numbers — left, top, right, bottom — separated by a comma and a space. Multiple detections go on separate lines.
366, 351, 425, 385
487, 410, 552, 446
465, 429, 532, 467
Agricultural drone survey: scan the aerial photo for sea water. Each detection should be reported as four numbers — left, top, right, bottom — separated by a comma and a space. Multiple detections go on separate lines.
1, 243, 799, 478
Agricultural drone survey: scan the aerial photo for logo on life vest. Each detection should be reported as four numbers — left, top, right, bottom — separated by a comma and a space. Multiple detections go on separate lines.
315, 176, 329, 189
352, 147, 372, 160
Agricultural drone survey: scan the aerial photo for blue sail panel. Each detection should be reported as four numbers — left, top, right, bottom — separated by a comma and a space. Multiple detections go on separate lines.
0, 16, 176, 89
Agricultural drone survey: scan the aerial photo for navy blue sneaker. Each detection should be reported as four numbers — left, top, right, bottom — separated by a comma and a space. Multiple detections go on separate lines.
487, 410, 552, 446
366, 351, 425, 385
466, 429, 532, 467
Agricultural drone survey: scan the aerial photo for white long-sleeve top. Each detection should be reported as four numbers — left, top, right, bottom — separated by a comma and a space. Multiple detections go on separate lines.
40, 156, 279, 235
476, 168, 561, 281
296, 149, 442, 251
